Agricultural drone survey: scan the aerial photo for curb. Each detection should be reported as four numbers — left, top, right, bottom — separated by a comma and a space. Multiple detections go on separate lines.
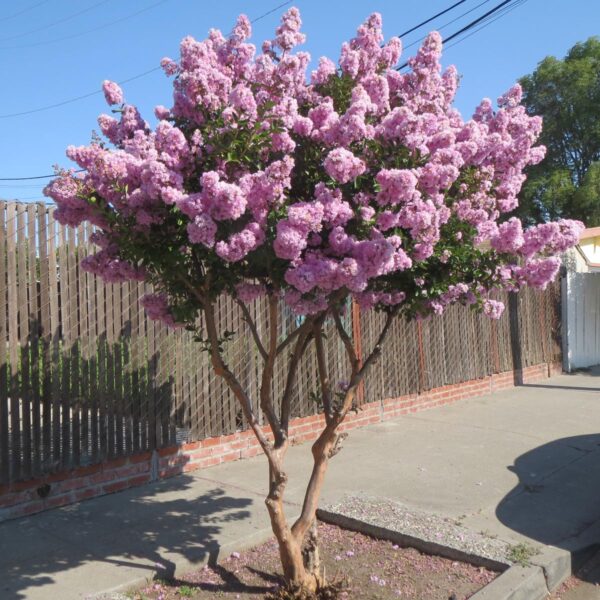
317, 508, 591, 600
470, 565, 548, 600
316, 508, 508, 572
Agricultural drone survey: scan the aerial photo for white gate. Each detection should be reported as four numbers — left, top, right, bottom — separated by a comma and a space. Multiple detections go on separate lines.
562, 272, 600, 371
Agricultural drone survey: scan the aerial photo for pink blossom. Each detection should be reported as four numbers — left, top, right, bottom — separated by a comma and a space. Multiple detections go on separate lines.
102, 80, 123, 105
323, 148, 366, 184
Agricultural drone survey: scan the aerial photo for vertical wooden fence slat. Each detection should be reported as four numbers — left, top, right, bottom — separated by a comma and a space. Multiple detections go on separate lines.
7, 203, 20, 481
146, 307, 157, 450
86, 224, 99, 463
17, 205, 31, 479
58, 222, 70, 468
123, 281, 133, 455
37, 205, 52, 472
27, 204, 41, 476
113, 281, 123, 457
129, 282, 141, 453
97, 275, 107, 460
48, 211, 61, 469
105, 282, 116, 458
77, 224, 89, 465
67, 226, 80, 469
0, 202, 8, 483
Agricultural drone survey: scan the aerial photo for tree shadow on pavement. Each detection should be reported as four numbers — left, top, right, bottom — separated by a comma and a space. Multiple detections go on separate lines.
496, 433, 600, 584
0, 476, 254, 600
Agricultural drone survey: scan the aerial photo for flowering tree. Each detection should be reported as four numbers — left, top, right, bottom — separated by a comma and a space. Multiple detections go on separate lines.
46, 8, 582, 595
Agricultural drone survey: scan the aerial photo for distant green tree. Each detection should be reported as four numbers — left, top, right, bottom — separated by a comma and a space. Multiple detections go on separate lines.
518, 37, 600, 225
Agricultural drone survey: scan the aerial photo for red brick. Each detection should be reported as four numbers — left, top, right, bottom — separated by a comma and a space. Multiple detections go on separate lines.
74, 487, 100, 502
127, 474, 151, 487
45, 493, 74, 509
201, 436, 221, 448
103, 480, 130, 494
10, 478, 43, 492
182, 441, 201, 451
55, 477, 89, 494
89, 470, 117, 485
157, 446, 178, 457
129, 451, 153, 464
12, 500, 45, 518
0, 492, 23, 508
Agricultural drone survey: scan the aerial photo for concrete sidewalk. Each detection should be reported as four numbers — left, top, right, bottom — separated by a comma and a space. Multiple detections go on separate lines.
2, 369, 600, 599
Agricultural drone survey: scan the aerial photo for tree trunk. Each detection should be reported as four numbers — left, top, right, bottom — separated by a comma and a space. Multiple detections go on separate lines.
265, 462, 320, 592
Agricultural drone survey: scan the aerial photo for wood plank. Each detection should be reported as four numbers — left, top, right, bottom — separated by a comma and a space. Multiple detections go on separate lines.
6, 202, 20, 481
105, 281, 115, 458
112, 281, 123, 456
121, 281, 132, 455
37, 205, 52, 473
97, 275, 108, 461
47, 210, 61, 469
76, 224, 89, 465
17, 205, 31, 479
85, 223, 99, 462
57, 222, 71, 469
0, 202, 9, 483
129, 282, 141, 452
145, 295, 157, 450
27, 204, 41, 476
66, 226, 80, 468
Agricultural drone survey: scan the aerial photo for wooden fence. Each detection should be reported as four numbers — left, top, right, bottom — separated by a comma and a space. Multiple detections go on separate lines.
0, 200, 562, 485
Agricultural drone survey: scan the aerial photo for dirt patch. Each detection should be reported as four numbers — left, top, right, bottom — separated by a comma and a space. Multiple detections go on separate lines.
127, 522, 498, 599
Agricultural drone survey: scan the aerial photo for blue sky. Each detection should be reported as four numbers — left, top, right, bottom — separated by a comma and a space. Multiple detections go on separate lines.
1, 0, 599, 202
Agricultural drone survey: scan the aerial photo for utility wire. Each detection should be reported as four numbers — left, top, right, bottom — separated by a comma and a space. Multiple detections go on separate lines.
0, 0, 51, 23
402, 0, 494, 53
398, 0, 469, 38
397, 0, 517, 69
0, 0, 112, 42
0, 170, 85, 182
0, 0, 171, 50
444, 0, 529, 50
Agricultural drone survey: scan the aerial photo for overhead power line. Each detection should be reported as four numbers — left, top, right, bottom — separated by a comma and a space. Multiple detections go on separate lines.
444, 0, 529, 50
0, 0, 171, 50
397, 0, 520, 70
397, 0, 469, 38
0, 0, 112, 42
0, 0, 51, 23
0, 170, 85, 182
402, 0, 494, 53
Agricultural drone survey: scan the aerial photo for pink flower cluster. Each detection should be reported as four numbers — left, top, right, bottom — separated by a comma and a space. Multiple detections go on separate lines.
45, 7, 583, 325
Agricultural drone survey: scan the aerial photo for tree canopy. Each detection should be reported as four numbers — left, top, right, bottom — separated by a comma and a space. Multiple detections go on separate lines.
44, 8, 582, 594
519, 37, 600, 225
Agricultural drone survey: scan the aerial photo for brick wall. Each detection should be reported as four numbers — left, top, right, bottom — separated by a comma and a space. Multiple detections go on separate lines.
0, 361, 561, 522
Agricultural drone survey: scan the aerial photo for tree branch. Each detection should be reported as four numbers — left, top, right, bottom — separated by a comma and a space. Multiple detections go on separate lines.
333, 310, 359, 378
313, 322, 333, 424
236, 298, 268, 362
280, 317, 314, 434
203, 298, 273, 457
259, 293, 285, 445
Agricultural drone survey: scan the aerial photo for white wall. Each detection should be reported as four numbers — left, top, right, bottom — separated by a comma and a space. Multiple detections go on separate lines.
563, 272, 600, 371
